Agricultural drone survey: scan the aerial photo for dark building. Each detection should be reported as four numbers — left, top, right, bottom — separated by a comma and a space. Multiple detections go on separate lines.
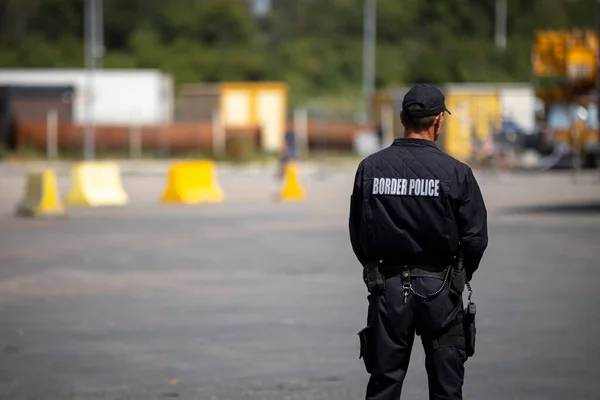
0, 85, 74, 150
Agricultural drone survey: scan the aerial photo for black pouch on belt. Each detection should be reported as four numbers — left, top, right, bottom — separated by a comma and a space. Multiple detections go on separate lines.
464, 300, 476, 357
450, 256, 466, 296
357, 326, 373, 374
363, 264, 385, 294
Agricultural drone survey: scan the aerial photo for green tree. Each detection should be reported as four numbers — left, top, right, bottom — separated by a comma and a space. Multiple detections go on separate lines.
0, 0, 597, 101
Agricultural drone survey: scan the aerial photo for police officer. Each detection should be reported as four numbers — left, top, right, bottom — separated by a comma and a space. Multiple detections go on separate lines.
349, 84, 488, 400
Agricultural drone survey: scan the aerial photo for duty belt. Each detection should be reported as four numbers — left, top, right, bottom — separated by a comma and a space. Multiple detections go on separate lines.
371, 261, 453, 303
380, 265, 449, 280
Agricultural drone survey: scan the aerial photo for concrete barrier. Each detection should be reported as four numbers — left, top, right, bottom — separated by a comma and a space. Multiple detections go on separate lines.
16, 169, 65, 217
66, 161, 128, 207
161, 160, 224, 204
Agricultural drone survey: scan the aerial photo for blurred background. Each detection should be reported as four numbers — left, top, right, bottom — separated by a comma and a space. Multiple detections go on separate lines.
0, 0, 598, 169
1, 1, 600, 400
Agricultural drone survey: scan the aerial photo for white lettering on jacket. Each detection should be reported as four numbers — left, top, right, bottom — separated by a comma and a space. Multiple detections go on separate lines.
372, 178, 440, 197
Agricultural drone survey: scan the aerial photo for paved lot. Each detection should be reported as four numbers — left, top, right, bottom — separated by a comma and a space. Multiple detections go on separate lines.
0, 162, 599, 399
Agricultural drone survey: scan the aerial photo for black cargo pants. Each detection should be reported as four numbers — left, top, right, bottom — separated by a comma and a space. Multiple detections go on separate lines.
359, 268, 467, 400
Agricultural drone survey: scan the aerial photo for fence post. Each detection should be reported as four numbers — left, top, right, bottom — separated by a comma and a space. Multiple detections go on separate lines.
129, 124, 142, 159
212, 109, 225, 158
571, 119, 582, 183
159, 121, 169, 157
293, 108, 308, 159
381, 105, 395, 147
46, 108, 58, 160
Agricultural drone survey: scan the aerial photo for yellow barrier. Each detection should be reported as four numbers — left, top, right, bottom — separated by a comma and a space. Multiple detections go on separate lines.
161, 160, 224, 204
16, 169, 65, 217
66, 161, 128, 207
279, 162, 305, 201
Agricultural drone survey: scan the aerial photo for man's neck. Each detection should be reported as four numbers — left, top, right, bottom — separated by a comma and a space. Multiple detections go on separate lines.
403, 131, 434, 141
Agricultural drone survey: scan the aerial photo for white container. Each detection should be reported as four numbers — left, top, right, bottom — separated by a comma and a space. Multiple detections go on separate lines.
498, 84, 535, 134
0, 69, 174, 125
353, 131, 380, 156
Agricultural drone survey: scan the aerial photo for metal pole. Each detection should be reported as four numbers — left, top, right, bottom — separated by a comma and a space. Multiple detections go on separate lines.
129, 109, 142, 159
212, 109, 225, 158
83, 0, 103, 160
381, 105, 394, 147
571, 118, 581, 183
596, 0, 600, 180
95, 0, 104, 69
362, 0, 377, 123
495, 0, 507, 50
84, 0, 96, 160
129, 124, 142, 159
158, 75, 170, 157
46, 109, 58, 160
293, 108, 308, 159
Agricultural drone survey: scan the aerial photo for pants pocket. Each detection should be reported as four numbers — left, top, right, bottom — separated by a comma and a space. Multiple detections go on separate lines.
358, 326, 374, 374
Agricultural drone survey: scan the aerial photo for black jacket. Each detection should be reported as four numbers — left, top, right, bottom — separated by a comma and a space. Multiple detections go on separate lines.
349, 138, 488, 277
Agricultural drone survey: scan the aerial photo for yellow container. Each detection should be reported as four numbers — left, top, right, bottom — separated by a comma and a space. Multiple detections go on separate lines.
370, 88, 407, 139
178, 82, 288, 153
370, 84, 503, 161
443, 85, 501, 161
219, 82, 288, 153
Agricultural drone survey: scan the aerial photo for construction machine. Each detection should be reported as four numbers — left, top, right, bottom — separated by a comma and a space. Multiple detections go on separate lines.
532, 29, 599, 167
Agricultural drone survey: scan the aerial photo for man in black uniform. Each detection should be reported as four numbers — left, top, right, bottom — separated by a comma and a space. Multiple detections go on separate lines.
349, 84, 488, 400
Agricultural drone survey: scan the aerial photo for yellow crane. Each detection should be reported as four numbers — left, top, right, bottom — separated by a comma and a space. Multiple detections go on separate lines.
532, 29, 599, 164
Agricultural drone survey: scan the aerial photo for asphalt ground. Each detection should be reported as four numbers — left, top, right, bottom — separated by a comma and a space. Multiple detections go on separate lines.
0, 162, 599, 400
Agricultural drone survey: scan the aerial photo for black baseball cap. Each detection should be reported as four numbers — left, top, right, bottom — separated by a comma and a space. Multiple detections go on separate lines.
402, 84, 451, 117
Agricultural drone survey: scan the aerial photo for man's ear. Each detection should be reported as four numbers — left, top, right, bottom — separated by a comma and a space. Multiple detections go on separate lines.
434, 112, 444, 129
